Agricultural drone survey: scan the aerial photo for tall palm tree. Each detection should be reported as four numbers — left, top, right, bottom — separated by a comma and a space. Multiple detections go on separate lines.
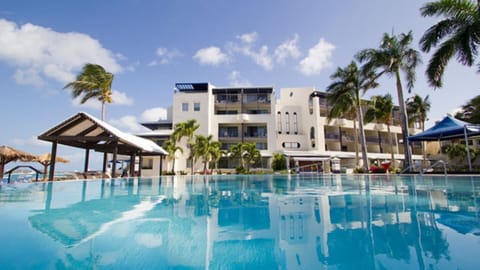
420, 0, 480, 88
326, 61, 379, 172
162, 139, 183, 174
357, 31, 421, 170
172, 119, 200, 174
407, 94, 431, 132
365, 94, 396, 165
64, 63, 114, 121
192, 134, 222, 174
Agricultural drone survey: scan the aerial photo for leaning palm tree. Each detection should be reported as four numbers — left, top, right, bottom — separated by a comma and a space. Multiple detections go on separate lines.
172, 119, 200, 174
326, 61, 379, 172
64, 63, 114, 121
162, 139, 183, 174
365, 94, 396, 165
420, 0, 480, 88
356, 31, 421, 171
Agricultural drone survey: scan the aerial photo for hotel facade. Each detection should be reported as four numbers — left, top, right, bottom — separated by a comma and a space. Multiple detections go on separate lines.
139, 82, 423, 175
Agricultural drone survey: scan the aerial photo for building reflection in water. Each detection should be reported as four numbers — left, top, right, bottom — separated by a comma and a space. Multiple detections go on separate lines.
26, 174, 479, 269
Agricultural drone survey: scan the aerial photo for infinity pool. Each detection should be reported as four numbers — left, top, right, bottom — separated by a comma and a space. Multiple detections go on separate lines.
0, 174, 479, 269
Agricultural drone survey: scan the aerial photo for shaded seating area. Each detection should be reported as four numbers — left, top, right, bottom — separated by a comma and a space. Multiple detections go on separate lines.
38, 112, 168, 181
408, 115, 480, 172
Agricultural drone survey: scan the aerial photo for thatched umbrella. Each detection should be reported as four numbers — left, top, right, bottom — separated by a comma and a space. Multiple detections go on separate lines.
35, 153, 70, 181
0, 145, 37, 179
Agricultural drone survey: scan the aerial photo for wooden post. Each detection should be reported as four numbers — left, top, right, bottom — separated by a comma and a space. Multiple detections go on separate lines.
48, 142, 57, 181
84, 148, 90, 179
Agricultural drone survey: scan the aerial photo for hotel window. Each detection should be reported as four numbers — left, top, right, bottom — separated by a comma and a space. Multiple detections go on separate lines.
182, 102, 189, 112
293, 112, 298, 134
277, 112, 282, 134
194, 102, 200, 111
285, 112, 290, 134
282, 142, 301, 149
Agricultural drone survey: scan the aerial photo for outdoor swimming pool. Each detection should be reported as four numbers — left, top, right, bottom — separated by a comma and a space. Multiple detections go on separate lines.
0, 174, 479, 269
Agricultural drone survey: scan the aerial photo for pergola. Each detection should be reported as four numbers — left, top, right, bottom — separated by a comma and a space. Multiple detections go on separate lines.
38, 112, 167, 181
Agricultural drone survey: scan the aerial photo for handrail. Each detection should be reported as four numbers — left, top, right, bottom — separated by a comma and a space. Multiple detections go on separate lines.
420, 160, 447, 176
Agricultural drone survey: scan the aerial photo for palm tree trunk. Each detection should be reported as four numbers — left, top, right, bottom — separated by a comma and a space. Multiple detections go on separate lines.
395, 71, 413, 170
101, 101, 106, 121
357, 105, 369, 172
353, 119, 359, 167
387, 123, 396, 166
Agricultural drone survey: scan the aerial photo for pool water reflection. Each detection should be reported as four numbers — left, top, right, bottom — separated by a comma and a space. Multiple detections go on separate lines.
0, 174, 479, 269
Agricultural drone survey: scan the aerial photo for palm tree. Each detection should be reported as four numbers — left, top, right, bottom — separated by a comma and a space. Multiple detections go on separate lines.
242, 142, 261, 173
162, 139, 183, 174
192, 134, 222, 174
357, 31, 421, 171
365, 94, 396, 165
407, 94, 431, 162
326, 61, 379, 172
172, 119, 200, 174
228, 142, 261, 173
420, 0, 480, 88
455, 94, 480, 123
64, 63, 114, 121
407, 94, 431, 132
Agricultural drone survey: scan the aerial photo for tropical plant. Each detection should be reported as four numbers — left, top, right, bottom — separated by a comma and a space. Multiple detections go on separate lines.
172, 119, 200, 174
357, 31, 421, 170
406, 94, 431, 131
162, 139, 183, 174
454, 94, 480, 123
420, 0, 480, 88
326, 61, 379, 172
442, 143, 467, 161
64, 63, 114, 121
271, 153, 287, 171
407, 94, 431, 161
228, 142, 261, 173
192, 134, 222, 174
364, 94, 396, 165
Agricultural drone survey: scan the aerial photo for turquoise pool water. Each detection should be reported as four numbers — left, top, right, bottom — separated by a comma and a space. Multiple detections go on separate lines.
0, 174, 479, 269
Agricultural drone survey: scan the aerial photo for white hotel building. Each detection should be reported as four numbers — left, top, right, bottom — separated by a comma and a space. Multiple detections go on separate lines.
138, 82, 423, 175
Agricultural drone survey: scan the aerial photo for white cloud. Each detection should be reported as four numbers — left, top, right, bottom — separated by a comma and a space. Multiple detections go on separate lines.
274, 34, 301, 64
230, 32, 273, 70
111, 90, 134, 105
298, 38, 335, 76
108, 107, 169, 134
70, 89, 134, 109
0, 19, 122, 87
109, 115, 149, 133
237, 32, 258, 44
149, 47, 182, 66
12, 136, 49, 147
140, 107, 168, 122
193, 46, 229, 66
228, 70, 251, 87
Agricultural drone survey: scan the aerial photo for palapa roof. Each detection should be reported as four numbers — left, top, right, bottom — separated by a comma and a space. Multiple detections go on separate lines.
0, 145, 36, 163
38, 112, 167, 156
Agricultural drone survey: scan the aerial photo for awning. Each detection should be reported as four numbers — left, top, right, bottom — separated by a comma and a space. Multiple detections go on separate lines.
38, 112, 167, 156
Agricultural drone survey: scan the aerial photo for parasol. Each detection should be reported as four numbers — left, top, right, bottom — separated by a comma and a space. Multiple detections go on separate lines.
35, 153, 70, 181
0, 145, 37, 179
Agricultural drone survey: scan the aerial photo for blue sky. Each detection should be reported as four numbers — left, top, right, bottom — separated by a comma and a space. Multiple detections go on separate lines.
1, 0, 479, 171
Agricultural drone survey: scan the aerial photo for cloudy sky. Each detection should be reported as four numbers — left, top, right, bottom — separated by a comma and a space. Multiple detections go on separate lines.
1, 0, 479, 171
